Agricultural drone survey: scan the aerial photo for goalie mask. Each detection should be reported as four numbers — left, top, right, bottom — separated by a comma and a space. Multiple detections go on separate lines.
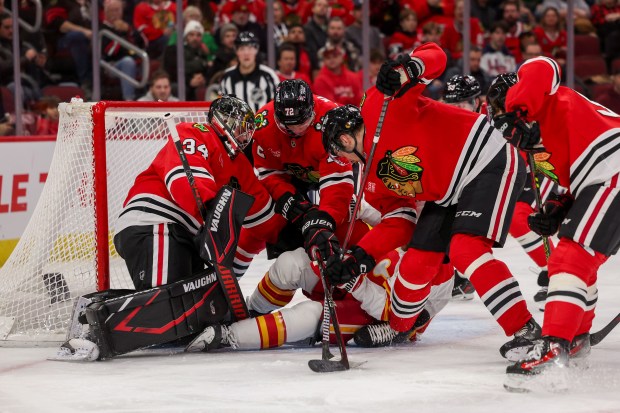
443, 75, 481, 111
321, 104, 365, 162
486, 72, 518, 120
274, 79, 315, 138
208, 95, 256, 159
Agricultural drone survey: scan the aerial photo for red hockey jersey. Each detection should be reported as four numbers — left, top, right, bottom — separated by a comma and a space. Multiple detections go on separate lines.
252, 95, 354, 225
357, 42, 508, 259
506, 56, 620, 196
116, 122, 280, 245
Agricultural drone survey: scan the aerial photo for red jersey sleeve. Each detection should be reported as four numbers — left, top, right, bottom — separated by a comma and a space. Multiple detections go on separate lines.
317, 156, 354, 225
253, 136, 297, 202
506, 56, 562, 119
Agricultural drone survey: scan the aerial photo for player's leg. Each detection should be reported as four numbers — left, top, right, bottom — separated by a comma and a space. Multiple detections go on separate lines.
246, 248, 320, 314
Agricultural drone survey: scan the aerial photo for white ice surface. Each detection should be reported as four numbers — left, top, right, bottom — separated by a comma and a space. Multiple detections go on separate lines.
1, 237, 619, 413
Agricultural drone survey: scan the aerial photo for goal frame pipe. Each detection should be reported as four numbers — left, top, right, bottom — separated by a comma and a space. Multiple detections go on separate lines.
91, 101, 212, 291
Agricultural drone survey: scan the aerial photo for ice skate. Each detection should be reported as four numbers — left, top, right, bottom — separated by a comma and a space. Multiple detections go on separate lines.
451, 272, 475, 301
354, 310, 430, 348
48, 338, 100, 362
504, 337, 570, 393
499, 317, 541, 361
186, 324, 238, 352
533, 269, 548, 311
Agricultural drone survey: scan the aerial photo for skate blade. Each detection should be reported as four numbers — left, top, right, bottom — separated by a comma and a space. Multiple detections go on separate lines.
185, 337, 207, 353
48, 349, 98, 362
308, 359, 366, 373
503, 347, 531, 362
504, 369, 569, 393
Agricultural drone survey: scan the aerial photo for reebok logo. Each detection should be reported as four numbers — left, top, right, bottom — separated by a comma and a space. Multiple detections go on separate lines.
183, 273, 217, 293
210, 189, 232, 232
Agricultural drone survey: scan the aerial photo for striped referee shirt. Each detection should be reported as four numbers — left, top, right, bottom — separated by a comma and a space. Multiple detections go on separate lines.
219, 64, 280, 112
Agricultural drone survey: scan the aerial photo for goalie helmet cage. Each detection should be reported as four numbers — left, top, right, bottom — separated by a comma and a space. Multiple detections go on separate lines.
0, 100, 212, 345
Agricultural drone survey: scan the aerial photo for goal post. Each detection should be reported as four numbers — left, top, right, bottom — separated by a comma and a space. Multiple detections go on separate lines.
0, 100, 212, 345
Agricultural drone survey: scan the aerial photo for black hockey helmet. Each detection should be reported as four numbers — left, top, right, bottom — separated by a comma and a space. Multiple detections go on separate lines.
208, 95, 256, 159
235, 31, 259, 49
443, 75, 481, 104
486, 72, 518, 119
321, 104, 364, 158
274, 79, 315, 138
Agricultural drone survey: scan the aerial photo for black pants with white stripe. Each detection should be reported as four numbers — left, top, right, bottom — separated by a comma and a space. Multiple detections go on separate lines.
114, 223, 206, 290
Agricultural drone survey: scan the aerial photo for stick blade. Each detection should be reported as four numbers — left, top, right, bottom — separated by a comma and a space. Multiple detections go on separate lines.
308, 359, 349, 373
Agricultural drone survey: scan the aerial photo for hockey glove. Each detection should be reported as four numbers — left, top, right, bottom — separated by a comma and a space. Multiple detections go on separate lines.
325, 246, 376, 285
527, 193, 574, 236
376, 54, 422, 98
301, 209, 340, 262
274, 191, 315, 227
493, 111, 544, 153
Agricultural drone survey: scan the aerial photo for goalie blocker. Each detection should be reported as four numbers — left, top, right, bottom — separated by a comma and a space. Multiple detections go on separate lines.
63, 186, 254, 360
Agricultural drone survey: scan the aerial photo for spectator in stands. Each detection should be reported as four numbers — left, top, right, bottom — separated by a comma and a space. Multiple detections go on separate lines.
304, 0, 330, 73
44, 0, 93, 94
421, 21, 443, 45
591, 0, 620, 69
276, 42, 312, 84
345, 3, 383, 56
138, 69, 179, 102
285, 23, 313, 81
0, 96, 14, 136
219, 31, 279, 112
440, 0, 485, 60
271, 1, 289, 47
133, 0, 177, 59
536, 0, 591, 20
365, 48, 385, 87
387, 8, 422, 56
34, 96, 61, 135
444, 46, 492, 95
313, 43, 362, 106
168, 6, 218, 62
369, 0, 401, 36
533, 7, 567, 63
215, 0, 266, 54
501, 0, 532, 62
163, 20, 210, 101
480, 21, 516, 76
471, 0, 499, 31
208, 23, 238, 80
404, 0, 455, 26
596, 68, 620, 114
102, 0, 138, 101
518, 42, 543, 68
318, 17, 361, 71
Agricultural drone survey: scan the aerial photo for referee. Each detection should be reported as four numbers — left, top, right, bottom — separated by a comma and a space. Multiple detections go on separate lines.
219, 32, 280, 112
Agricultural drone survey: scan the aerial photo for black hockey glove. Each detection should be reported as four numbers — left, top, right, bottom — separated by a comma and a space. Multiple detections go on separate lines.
376, 54, 422, 98
325, 246, 376, 285
527, 193, 574, 236
301, 209, 340, 262
274, 191, 316, 227
493, 111, 544, 153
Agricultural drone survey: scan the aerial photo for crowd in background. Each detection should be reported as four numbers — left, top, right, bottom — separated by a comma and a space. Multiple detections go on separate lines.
2, 0, 620, 136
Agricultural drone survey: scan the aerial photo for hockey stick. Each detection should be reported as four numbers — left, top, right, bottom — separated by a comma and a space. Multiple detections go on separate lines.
590, 312, 620, 346
164, 113, 250, 321
526, 153, 551, 260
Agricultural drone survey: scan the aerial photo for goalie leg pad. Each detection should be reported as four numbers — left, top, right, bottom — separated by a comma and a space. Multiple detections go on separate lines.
84, 270, 228, 359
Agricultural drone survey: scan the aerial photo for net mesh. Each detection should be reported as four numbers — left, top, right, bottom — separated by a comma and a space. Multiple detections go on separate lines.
0, 101, 210, 343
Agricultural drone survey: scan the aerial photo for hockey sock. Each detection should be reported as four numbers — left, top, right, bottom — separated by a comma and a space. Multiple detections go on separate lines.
389, 249, 444, 332
544, 239, 607, 341
248, 271, 296, 313
509, 201, 554, 268
424, 262, 456, 319
232, 300, 323, 350
343, 275, 389, 321
450, 234, 530, 336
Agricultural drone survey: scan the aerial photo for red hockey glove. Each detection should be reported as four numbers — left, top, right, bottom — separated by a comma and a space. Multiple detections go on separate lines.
493, 111, 544, 153
527, 193, 574, 236
274, 192, 316, 227
325, 246, 376, 285
376, 54, 422, 98
301, 209, 340, 262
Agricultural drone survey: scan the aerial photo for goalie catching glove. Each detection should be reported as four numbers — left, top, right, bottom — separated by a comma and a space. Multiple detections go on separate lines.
493, 110, 544, 152
274, 191, 315, 226
376, 54, 423, 98
325, 246, 375, 284
528, 193, 574, 236
301, 209, 340, 262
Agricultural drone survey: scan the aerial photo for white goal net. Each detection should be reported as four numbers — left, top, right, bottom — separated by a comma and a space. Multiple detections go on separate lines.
0, 100, 211, 344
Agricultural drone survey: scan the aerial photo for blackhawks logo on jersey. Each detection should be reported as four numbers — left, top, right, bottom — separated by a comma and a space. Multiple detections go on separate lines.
533, 151, 559, 183
284, 163, 320, 184
193, 123, 209, 132
377, 146, 424, 198
255, 110, 269, 130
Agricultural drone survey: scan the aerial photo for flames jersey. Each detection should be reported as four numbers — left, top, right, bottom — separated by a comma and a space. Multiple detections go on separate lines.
252, 95, 355, 225
506, 56, 620, 196
116, 122, 280, 244
357, 42, 508, 259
